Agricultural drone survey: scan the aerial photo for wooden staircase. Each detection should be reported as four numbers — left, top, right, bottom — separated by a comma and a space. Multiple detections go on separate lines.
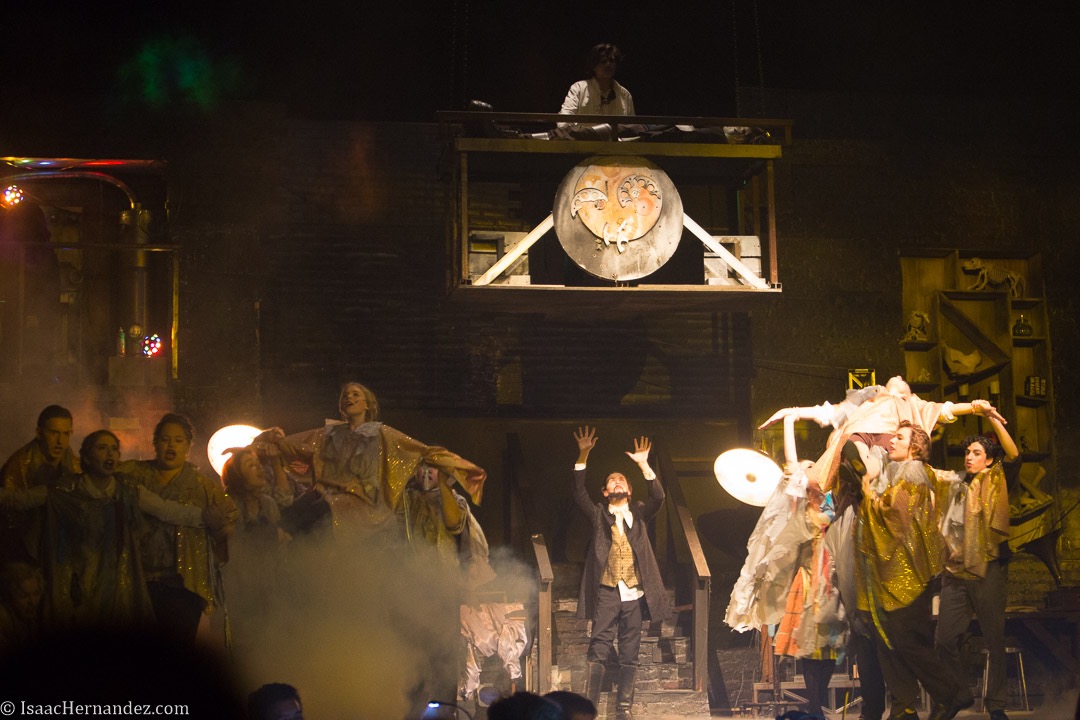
549, 562, 710, 718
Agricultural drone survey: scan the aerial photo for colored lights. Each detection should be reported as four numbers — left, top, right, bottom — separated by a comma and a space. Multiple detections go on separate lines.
2, 185, 24, 207
141, 333, 163, 357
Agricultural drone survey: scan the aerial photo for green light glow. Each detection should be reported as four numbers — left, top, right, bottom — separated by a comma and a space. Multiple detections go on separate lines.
118, 34, 241, 112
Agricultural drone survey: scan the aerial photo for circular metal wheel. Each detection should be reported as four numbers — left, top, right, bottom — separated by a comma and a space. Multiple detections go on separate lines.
552, 155, 683, 282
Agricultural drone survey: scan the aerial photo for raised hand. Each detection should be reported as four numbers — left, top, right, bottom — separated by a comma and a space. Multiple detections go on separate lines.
759, 407, 796, 430
574, 425, 598, 452
972, 398, 1007, 425
626, 436, 652, 464
255, 427, 286, 445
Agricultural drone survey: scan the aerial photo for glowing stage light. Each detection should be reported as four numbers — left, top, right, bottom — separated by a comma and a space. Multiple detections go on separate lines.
206, 424, 261, 477
420, 700, 473, 719
2, 185, 24, 207
141, 333, 162, 357
713, 448, 782, 506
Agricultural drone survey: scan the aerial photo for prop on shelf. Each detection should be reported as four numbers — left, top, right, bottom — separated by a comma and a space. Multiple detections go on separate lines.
1021, 528, 1064, 588
961, 257, 1026, 298
1012, 314, 1034, 337
1009, 464, 1065, 588
901, 310, 931, 342
1023, 376, 1048, 398
942, 343, 983, 378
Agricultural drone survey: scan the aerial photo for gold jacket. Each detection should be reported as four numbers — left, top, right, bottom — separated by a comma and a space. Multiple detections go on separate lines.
857, 461, 943, 618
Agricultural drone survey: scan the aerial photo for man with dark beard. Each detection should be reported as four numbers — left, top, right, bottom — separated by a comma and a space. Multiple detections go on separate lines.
572, 426, 668, 720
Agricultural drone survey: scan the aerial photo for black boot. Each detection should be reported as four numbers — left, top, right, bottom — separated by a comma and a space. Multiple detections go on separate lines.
615, 664, 637, 720
585, 661, 604, 706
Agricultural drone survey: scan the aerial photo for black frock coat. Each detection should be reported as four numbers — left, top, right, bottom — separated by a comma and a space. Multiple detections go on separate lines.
572, 467, 670, 623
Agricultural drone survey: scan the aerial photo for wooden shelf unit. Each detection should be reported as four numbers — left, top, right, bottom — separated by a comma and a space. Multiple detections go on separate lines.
899, 250, 1056, 478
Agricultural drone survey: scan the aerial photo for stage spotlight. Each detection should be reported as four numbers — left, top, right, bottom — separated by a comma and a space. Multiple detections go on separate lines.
205, 424, 261, 477
476, 685, 503, 707
713, 448, 782, 506
419, 700, 473, 720
2, 185, 24, 207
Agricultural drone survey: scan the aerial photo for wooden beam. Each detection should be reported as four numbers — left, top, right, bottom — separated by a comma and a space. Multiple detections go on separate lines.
683, 214, 768, 289
472, 214, 554, 286
455, 137, 783, 159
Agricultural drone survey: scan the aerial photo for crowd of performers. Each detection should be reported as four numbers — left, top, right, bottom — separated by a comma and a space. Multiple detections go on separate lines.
726, 376, 1021, 720
0, 374, 1030, 719
0, 382, 495, 711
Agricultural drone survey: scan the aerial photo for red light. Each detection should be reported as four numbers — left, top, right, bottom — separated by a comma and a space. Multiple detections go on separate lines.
142, 334, 163, 357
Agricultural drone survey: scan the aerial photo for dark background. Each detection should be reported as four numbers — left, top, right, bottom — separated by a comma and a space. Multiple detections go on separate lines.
2, 2, 1079, 704
4, 1, 1078, 125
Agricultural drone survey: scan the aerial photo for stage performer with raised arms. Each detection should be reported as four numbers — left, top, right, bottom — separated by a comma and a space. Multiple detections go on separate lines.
572, 426, 668, 720
934, 401, 1018, 720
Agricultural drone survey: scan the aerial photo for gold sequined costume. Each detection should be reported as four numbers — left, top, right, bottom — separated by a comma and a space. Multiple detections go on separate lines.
939, 463, 1010, 579
857, 460, 963, 712
279, 420, 486, 550
42, 475, 155, 627
123, 461, 238, 612
1, 440, 80, 563
857, 460, 943, 618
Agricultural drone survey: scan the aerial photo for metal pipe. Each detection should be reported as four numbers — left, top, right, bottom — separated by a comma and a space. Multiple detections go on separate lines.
5, 170, 144, 349
2, 171, 138, 210
120, 206, 150, 335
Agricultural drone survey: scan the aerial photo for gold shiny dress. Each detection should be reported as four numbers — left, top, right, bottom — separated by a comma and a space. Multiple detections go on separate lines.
278, 420, 486, 548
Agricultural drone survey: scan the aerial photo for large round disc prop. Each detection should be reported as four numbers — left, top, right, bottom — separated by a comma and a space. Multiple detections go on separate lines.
713, 448, 782, 507
553, 155, 683, 282
206, 424, 262, 478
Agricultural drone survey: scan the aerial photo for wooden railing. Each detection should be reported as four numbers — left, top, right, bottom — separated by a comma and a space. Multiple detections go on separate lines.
436, 111, 794, 145
502, 433, 554, 694
502, 432, 712, 695
656, 447, 712, 693
436, 111, 790, 294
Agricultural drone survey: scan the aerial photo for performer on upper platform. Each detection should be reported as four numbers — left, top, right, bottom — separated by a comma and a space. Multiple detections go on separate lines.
572, 426, 668, 720
559, 44, 635, 123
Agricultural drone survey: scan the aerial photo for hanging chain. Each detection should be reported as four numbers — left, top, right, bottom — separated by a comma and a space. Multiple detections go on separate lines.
460, 0, 469, 107
730, 0, 741, 117
751, 0, 767, 117
449, 0, 470, 108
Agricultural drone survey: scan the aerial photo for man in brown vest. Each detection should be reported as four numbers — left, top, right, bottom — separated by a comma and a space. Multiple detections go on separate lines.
572, 426, 668, 720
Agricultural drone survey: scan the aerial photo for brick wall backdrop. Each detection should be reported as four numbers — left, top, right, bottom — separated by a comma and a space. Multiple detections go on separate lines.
161, 86, 1079, 617
5, 84, 1072, 705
